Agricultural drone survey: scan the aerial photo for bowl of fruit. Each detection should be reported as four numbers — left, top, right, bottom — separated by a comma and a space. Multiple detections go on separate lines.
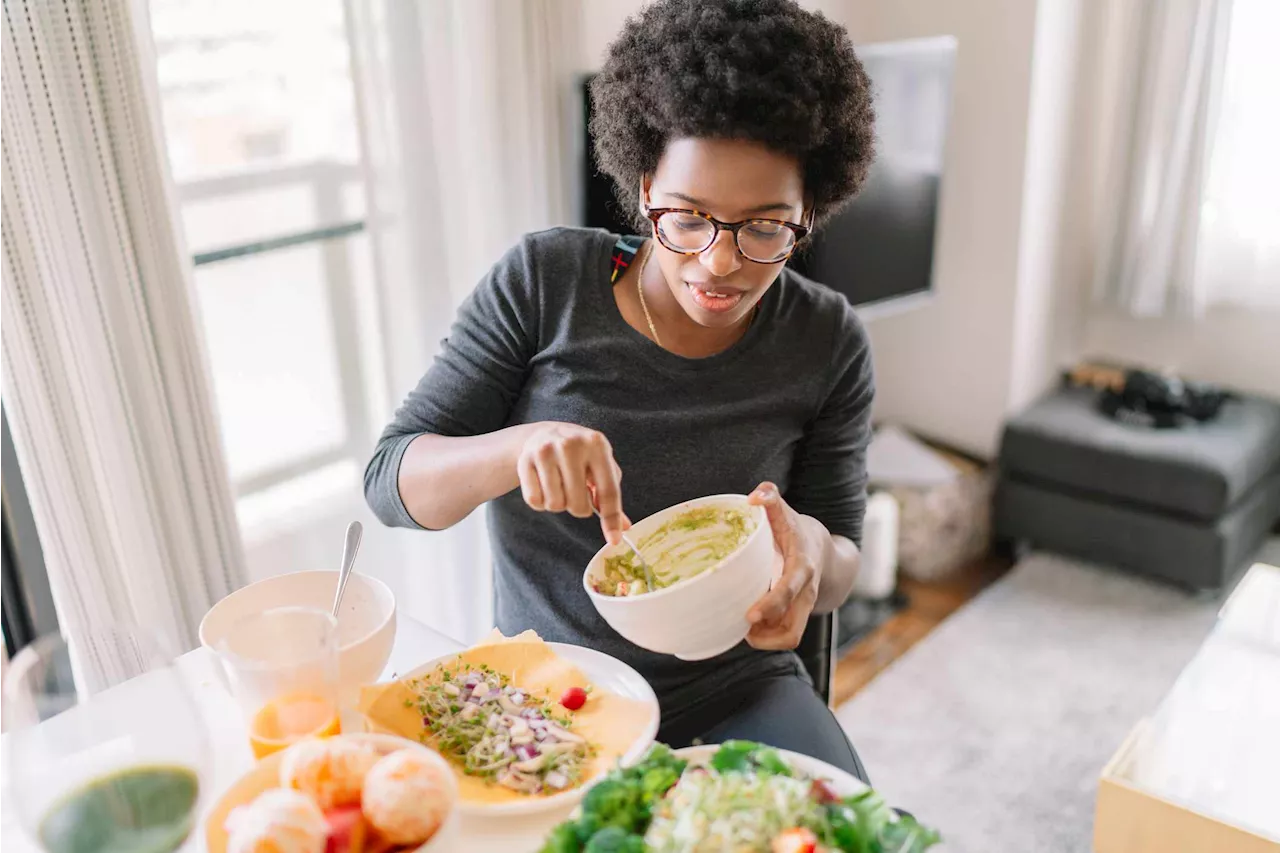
205, 733, 458, 853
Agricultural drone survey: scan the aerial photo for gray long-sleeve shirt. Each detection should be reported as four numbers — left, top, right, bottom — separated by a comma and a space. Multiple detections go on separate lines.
365, 227, 873, 716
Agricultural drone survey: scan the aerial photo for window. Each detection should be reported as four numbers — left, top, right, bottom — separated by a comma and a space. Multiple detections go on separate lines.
1196, 0, 1280, 309
149, 0, 381, 518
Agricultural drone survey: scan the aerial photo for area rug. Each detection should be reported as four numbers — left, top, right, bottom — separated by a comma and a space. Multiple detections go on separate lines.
836, 540, 1280, 853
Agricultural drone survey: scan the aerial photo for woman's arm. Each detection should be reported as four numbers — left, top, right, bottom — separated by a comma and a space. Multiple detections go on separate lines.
745, 298, 874, 651
364, 236, 623, 543
394, 423, 628, 543
805, 517, 861, 614
395, 427, 535, 530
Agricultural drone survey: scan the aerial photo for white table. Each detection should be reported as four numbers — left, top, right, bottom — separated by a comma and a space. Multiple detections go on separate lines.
1, 615, 568, 852
1120, 562, 1280, 841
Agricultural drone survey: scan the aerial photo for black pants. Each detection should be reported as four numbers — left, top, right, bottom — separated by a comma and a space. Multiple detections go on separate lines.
657, 671, 871, 784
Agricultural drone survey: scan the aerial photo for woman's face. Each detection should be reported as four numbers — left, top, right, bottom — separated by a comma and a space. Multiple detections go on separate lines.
646, 138, 806, 330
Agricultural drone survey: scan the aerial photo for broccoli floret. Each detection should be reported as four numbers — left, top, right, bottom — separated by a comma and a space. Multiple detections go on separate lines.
583, 826, 645, 853
581, 779, 645, 832
538, 822, 583, 853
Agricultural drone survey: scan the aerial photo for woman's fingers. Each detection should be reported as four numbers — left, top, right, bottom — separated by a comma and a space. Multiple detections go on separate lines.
748, 550, 788, 624
749, 482, 795, 553
587, 441, 625, 545
557, 442, 595, 519
749, 553, 809, 626
532, 445, 567, 512
746, 483, 805, 625
517, 424, 625, 543
518, 453, 545, 510
747, 581, 818, 650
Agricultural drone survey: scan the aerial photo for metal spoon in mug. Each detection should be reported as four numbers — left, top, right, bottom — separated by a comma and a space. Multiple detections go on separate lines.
589, 492, 655, 591
331, 521, 363, 618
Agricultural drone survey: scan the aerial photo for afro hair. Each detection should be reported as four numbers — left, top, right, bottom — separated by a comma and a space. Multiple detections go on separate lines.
589, 0, 875, 230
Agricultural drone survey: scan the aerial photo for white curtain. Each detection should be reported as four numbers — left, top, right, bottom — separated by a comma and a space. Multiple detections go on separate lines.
1092, 0, 1233, 317
1, 0, 247, 655
343, 0, 582, 642
1193, 0, 1280, 309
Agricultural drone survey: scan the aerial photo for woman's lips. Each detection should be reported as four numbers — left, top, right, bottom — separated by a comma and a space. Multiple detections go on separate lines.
685, 281, 745, 314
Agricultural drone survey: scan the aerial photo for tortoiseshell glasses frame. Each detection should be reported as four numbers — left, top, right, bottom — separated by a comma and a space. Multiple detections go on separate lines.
641, 194, 812, 264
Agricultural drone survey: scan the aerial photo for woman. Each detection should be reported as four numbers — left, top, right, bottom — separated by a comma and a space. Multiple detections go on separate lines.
365, 0, 875, 780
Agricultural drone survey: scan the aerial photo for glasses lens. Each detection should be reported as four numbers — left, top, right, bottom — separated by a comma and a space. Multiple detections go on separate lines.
656, 211, 715, 252
738, 221, 797, 263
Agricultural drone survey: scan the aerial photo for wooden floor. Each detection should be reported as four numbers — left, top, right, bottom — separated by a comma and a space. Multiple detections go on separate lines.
832, 553, 1014, 707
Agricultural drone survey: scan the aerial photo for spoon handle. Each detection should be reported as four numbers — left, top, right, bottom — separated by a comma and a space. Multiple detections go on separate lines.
587, 485, 656, 590
332, 521, 363, 618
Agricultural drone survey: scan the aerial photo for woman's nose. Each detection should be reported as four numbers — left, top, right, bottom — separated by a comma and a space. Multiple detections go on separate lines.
698, 229, 742, 277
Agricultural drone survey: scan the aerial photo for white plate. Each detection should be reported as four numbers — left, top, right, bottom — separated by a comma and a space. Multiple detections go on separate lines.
395, 642, 660, 818
672, 744, 871, 797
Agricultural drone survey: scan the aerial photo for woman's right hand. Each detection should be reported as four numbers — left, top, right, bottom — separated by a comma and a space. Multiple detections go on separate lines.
516, 422, 629, 545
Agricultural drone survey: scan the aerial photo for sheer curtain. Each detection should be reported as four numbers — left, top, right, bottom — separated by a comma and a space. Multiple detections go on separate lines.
1194, 0, 1280, 309
343, 0, 581, 642
1092, 0, 1233, 318
1094, 0, 1279, 317
1, 0, 247, 655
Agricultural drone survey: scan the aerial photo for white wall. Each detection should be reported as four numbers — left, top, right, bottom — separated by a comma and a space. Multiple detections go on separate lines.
1082, 308, 1280, 399
837, 1, 1051, 457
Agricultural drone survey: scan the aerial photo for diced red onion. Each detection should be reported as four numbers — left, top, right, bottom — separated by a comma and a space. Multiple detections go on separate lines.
544, 771, 569, 790
514, 745, 538, 762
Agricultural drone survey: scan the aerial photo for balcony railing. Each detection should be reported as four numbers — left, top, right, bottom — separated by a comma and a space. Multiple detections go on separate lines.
177, 160, 371, 497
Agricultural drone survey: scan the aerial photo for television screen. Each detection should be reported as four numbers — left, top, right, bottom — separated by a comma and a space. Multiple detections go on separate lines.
789, 36, 956, 311
581, 36, 957, 312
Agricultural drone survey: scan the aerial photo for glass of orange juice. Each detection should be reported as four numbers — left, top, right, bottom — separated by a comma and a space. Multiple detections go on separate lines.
216, 606, 341, 758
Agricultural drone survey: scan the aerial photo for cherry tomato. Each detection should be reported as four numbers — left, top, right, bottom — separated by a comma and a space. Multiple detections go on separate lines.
560, 686, 587, 711
772, 827, 818, 853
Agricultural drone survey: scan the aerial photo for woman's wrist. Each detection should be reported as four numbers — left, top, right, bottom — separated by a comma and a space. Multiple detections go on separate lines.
801, 514, 858, 613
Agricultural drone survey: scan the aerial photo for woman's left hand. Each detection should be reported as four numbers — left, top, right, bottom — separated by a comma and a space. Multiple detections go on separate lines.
745, 482, 824, 650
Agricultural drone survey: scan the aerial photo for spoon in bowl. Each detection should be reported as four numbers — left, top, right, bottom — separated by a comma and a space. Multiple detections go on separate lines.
331, 521, 363, 619
589, 493, 655, 591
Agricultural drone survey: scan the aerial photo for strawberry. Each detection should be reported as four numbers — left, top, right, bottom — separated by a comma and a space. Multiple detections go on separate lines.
772, 827, 818, 853
560, 686, 588, 711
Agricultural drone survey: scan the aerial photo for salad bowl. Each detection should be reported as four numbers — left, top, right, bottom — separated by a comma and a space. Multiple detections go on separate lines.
584, 494, 775, 660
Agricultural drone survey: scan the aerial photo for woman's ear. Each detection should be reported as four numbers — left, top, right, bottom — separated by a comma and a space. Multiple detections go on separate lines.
638, 175, 652, 212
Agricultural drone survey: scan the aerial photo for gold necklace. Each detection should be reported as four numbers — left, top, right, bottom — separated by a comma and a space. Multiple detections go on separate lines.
636, 242, 663, 347
636, 241, 761, 350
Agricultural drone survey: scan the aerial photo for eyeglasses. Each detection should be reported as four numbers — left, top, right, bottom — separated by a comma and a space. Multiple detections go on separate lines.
642, 197, 811, 264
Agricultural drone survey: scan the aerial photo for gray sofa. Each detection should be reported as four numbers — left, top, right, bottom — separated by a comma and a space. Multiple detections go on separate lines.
994, 385, 1280, 592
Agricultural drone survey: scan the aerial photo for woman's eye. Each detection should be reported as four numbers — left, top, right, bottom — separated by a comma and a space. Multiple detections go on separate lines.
673, 216, 705, 232
746, 223, 784, 238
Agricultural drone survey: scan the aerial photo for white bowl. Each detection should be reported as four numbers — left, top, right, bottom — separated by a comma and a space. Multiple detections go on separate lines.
583, 494, 774, 661
200, 570, 397, 689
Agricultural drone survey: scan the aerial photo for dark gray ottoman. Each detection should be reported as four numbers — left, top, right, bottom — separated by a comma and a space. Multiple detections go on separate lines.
994, 385, 1280, 591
